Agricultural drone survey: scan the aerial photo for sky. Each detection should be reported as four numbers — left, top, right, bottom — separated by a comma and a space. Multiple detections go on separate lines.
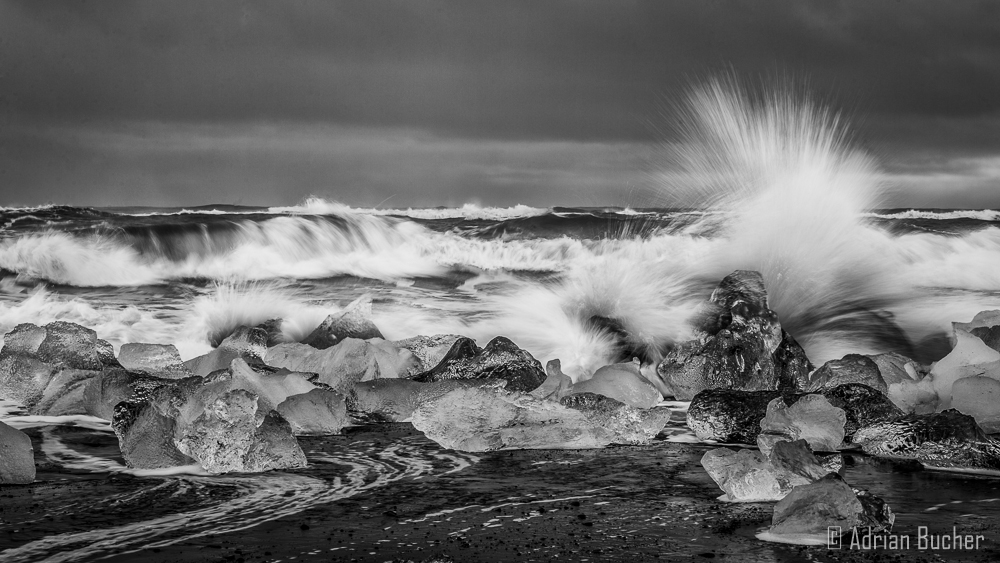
2, 0, 1000, 209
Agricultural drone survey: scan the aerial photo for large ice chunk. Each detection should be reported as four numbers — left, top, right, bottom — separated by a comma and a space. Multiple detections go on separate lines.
701, 439, 833, 502
760, 474, 893, 544
758, 395, 845, 457
0, 421, 35, 484
529, 359, 573, 401
569, 359, 661, 408
117, 343, 192, 379
952, 376, 1000, 433
276, 388, 348, 435
807, 355, 886, 394
929, 329, 1000, 407
701, 448, 784, 502
410, 386, 668, 452
267, 338, 412, 392
301, 295, 384, 349
184, 326, 269, 377
174, 389, 307, 474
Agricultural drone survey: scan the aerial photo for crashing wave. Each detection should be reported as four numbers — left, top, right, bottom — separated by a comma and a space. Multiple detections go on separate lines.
864, 209, 1000, 221
266, 197, 550, 221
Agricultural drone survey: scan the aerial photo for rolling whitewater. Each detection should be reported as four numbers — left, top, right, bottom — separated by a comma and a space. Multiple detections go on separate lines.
3, 82, 1000, 562
2, 201, 1000, 371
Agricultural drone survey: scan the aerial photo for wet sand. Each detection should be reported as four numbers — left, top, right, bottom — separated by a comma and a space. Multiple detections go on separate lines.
3, 414, 1000, 563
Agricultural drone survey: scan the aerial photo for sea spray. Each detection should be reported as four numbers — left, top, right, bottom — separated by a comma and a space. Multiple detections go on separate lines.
657, 77, 920, 361
467, 237, 707, 380
187, 281, 338, 346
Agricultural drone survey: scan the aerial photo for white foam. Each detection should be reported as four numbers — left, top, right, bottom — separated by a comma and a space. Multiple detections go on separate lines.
865, 209, 1000, 222
267, 197, 549, 221
4, 414, 111, 431
755, 530, 830, 546
922, 465, 1000, 477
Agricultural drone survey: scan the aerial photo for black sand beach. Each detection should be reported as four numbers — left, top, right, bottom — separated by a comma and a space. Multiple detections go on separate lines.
4, 416, 1000, 563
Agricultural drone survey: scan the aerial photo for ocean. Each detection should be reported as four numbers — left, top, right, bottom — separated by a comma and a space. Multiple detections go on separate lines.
2, 200, 1000, 378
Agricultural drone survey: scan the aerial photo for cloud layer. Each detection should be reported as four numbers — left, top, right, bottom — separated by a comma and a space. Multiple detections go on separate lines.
2, 1, 999, 207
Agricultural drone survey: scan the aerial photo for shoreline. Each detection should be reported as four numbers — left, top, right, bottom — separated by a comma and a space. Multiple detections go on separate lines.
2, 422, 999, 563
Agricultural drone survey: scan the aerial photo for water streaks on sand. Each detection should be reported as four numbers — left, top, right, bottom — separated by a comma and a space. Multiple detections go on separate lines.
0, 438, 478, 563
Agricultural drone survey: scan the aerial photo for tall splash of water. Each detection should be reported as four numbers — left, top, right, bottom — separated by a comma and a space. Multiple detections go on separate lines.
662, 78, 913, 361
487, 78, 929, 379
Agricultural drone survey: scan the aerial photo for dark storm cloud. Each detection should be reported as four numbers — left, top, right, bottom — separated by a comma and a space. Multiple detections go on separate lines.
2, 0, 1000, 206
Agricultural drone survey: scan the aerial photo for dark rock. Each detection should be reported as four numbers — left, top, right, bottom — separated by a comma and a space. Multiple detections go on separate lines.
853, 410, 1000, 471
688, 385, 902, 447
686, 389, 780, 444
853, 409, 989, 457
911, 439, 1000, 472
184, 326, 268, 376
822, 383, 903, 438
0, 420, 35, 484
301, 295, 383, 349
808, 354, 886, 394
276, 388, 348, 435
413, 336, 545, 393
